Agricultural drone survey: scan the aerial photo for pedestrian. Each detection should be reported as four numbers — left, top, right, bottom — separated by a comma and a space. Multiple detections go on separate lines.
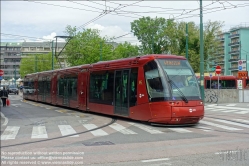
0, 86, 9, 107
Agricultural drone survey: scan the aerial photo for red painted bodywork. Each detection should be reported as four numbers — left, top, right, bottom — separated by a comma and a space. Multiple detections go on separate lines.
23, 55, 204, 125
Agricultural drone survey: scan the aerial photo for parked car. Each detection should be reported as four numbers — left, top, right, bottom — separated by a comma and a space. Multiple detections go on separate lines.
8, 85, 19, 95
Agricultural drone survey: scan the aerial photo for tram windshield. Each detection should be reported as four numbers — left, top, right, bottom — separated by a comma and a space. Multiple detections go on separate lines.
158, 59, 201, 100
144, 59, 201, 102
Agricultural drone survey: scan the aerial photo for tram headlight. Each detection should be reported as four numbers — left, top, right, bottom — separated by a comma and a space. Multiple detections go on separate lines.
200, 101, 203, 105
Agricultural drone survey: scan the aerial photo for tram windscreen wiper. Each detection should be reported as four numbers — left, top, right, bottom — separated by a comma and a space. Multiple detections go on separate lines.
168, 79, 188, 103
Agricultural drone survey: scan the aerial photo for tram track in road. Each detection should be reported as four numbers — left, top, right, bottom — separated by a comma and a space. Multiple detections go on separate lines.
1, 118, 117, 149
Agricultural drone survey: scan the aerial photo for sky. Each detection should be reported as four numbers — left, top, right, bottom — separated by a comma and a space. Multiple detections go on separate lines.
1, 0, 249, 45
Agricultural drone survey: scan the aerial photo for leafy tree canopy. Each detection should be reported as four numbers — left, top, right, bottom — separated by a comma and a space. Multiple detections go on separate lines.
20, 53, 58, 78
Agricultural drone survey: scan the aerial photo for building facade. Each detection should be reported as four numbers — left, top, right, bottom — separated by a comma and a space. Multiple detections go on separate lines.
0, 41, 66, 82
210, 24, 249, 76
0, 42, 22, 81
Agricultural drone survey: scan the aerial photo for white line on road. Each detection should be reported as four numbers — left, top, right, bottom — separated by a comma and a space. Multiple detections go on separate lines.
31, 126, 48, 138
234, 111, 249, 114
83, 124, 108, 136
58, 125, 79, 137
221, 110, 238, 113
209, 108, 226, 112
0, 112, 8, 126
200, 120, 242, 131
205, 105, 249, 111
168, 128, 192, 133
212, 119, 249, 128
129, 123, 163, 134
233, 119, 249, 123
226, 104, 236, 106
1, 126, 20, 140
141, 158, 170, 162
109, 123, 137, 134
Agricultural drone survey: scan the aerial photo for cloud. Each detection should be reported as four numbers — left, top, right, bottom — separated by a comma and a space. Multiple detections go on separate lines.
86, 23, 139, 45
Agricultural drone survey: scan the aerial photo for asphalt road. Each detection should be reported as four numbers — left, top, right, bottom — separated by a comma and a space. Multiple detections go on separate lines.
1, 94, 249, 166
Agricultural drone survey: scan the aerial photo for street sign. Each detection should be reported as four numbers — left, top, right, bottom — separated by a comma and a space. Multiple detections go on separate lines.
238, 60, 246, 71
238, 71, 248, 79
0, 76, 2, 80
215, 66, 221, 75
0, 69, 4, 76
210, 73, 212, 77
237, 80, 243, 89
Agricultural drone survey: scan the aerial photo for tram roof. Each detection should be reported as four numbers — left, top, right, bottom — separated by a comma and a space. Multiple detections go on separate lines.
24, 54, 185, 77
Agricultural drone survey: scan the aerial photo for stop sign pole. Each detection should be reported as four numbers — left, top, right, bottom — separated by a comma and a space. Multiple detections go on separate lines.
215, 66, 221, 105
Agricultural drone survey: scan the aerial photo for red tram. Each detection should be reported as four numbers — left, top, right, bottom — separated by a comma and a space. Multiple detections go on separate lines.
23, 54, 204, 125
202, 76, 249, 89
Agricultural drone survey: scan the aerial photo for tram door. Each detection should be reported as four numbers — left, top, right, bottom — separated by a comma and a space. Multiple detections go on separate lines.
78, 71, 88, 111
42, 77, 46, 102
114, 70, 130, 116
63, 79, 69, 106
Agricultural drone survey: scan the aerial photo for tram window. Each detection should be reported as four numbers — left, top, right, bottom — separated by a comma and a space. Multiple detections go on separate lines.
68, 78, 77, 100
90, 71, 114, 105
144, 61, 170, 102
246, 79, 249, 89
207, 80, 236, 89
130, 68, 138, 107
58, 78, 64, 96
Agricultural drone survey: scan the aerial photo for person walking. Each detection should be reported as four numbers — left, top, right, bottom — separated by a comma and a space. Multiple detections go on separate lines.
0, 87, 9, 107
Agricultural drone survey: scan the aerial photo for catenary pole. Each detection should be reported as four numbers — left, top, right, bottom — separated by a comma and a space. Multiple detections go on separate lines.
186, 23, 188, 60
52, 40, 54, 70
200, 0, 205, 101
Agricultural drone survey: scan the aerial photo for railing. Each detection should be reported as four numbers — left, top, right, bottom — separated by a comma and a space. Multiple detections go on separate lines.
228, 50, 239, 54
228, 42, 240, 46
228, 58, 239, 62
228, 34, 240, 38
228, 67, 238, 70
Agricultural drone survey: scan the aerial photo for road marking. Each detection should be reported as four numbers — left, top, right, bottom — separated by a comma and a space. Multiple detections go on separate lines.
200, 120, 242, 131
206, 104, 217, 107
168, 128, 192, 133
83, 124, 108, 136
221, 110, 237, 113
195, 126, 213, 132
129, 123, 163, 134
58, 125, 79, 137
204, 107, 215, 110
212, 119, 249, 128
141, 158, 170, 162
205, 105, 249, 111
31, 126, 48, 138
233, 119, 249, 123
109, 123, 137, 134
1, 112, 8, 126
226, 104, 236, 106
45, 108, 51, 109
55, 110, 68, 113
209, 108, 226, 112
1, 126, 20, 140
234, 111, 249, 114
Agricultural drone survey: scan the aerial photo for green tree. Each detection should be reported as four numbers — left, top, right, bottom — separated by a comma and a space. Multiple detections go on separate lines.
19, 53, 57, 78
64, 25, 113, 66
113, 41, 139, 58
131, 17, 169, 54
